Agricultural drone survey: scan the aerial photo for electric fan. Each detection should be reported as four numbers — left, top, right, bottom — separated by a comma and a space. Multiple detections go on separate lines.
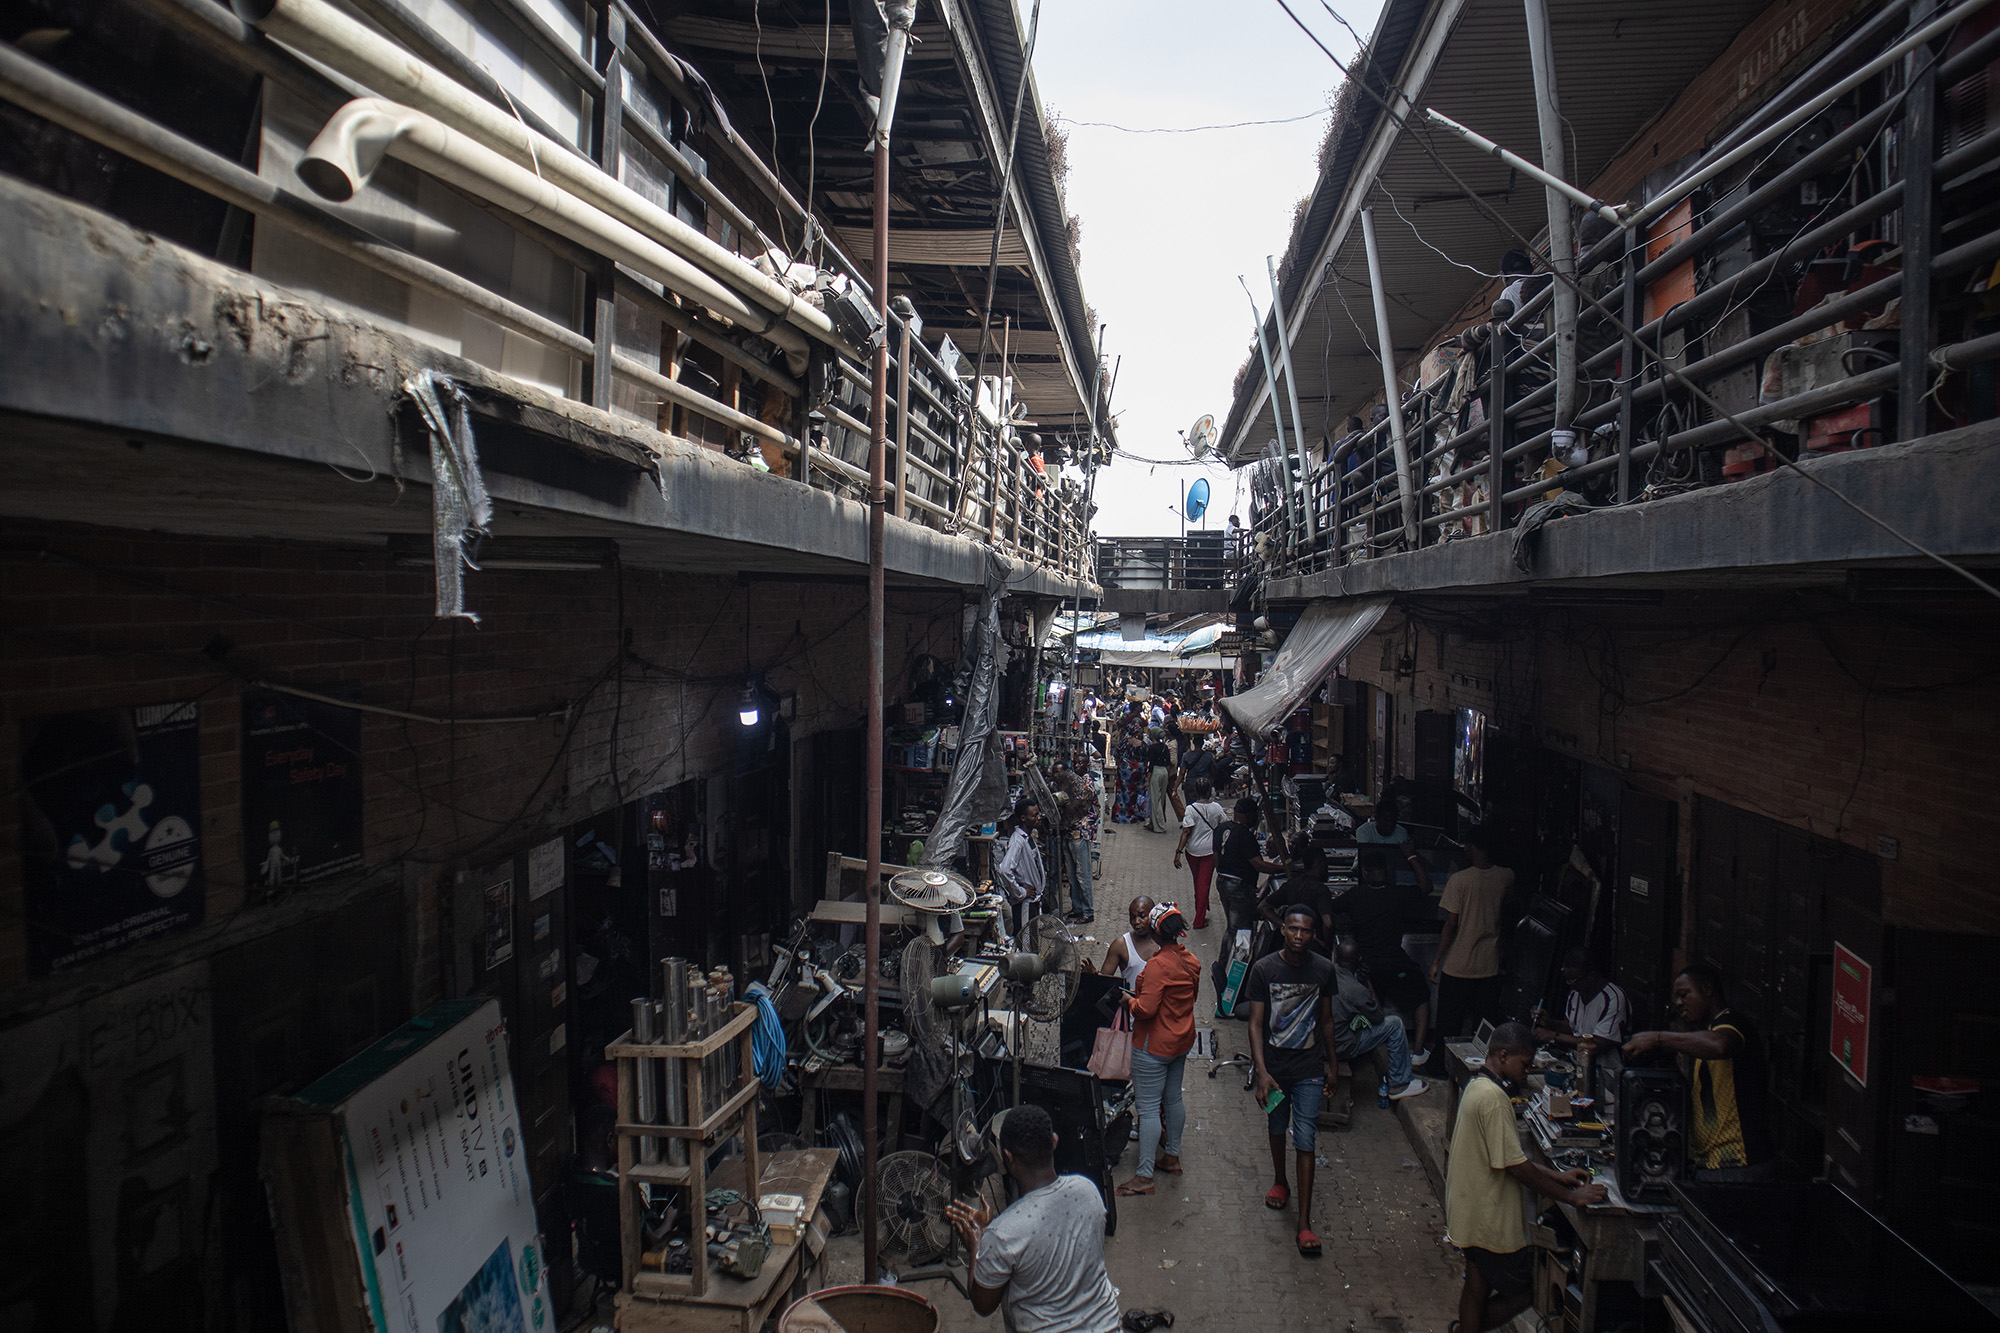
877, 1151, 955, 1264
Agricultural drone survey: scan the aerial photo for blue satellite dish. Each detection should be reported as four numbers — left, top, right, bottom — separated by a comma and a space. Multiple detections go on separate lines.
1185, 477, 1211, 522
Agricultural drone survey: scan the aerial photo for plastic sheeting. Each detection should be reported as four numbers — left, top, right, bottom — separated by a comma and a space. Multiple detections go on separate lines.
1219, 599, 1389, 736
1093, 650, 1234, 669
924, 551, 1012, 871
403, 371, 491, 623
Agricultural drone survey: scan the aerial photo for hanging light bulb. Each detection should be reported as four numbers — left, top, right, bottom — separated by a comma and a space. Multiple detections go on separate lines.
737, 680, 761, 728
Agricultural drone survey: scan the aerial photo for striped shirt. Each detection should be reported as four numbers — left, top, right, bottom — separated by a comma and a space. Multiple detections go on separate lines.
1564, 981, 1630, 1043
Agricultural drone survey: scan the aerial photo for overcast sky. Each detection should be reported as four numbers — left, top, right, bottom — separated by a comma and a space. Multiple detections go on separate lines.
1023, 0, 1382, 537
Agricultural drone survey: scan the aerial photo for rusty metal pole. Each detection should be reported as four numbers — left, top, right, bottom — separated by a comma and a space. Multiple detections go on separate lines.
862, 3, 913, 1286
862, 129, 890, 1296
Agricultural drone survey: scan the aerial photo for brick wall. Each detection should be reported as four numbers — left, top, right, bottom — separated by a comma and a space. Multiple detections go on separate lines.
0, 521, 966, 1005
1338, 593, 2000, 936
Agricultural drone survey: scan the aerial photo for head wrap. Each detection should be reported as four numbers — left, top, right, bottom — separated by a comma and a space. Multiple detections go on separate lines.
1147, 901, 1185, 934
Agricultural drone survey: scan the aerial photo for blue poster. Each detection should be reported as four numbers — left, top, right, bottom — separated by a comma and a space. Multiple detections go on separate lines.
19, 700, 204, 974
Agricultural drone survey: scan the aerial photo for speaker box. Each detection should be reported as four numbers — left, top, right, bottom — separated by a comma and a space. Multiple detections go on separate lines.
1618, 1065, 1688, 1202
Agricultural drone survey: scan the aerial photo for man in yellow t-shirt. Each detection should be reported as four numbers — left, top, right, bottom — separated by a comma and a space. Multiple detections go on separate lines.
1446, 1022, 1606, 1331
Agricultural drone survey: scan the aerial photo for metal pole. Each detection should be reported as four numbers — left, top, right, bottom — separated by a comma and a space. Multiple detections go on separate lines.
863, 4, 915, 1285
1265, 256, 1320, 546
894, 298, 915, 519
1522, 0, 1578, 436
1487, 309, 1511, 531
1243, 287, 1300, 550
1618, 227, 1639, 502
1422, 109, 1627, 229
957, 0, 1043, 528
1899, 1, 1939, 443
1358, 208, 1419, 546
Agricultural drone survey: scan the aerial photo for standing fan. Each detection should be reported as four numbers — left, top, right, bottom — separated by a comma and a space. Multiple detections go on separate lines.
898, 936, 954, 1111
889, 867, 974, 944
877, 1152, 955, 1264
1021, 913, 1084, 1022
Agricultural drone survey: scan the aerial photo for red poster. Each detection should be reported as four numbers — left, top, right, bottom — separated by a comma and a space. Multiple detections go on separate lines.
1830, 942, 1872, 1086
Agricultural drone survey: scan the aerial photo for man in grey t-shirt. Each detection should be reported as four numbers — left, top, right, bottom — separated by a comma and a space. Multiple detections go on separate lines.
945, 1104, 1121, 1332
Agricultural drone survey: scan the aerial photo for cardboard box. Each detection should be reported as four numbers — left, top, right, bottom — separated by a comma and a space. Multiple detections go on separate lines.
261, 998, 547, 1333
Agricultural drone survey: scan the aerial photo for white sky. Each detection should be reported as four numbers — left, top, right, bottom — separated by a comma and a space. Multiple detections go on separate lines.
1024, 0, 1382, 537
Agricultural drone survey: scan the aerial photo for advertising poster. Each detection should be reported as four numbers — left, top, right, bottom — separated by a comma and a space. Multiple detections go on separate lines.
484, 878, 515, 969
19, 700, 204, 974
1831, 941, 1872, 1086
242, 686, 365, 891
336, 1000, 546, 1333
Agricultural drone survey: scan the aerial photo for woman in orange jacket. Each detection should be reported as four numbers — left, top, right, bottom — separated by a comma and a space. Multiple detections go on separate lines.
1117, 902, 1202, 1195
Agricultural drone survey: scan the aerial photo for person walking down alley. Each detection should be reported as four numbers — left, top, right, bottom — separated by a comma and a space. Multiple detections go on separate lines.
1117, 903, 1201, 1197
996, 798, 1047, 938
1447, 1022, 1606, 1331
945, 1104, 1122, 1333
1245, 905, 1339, 1257
1431, 827, 1513, 1043
1211, 798, 1284, 1008
1050, 756, 1097, 924
1145, 729, 1175, 833
1173, 779, 1227, 929
1098, 895, 1160, 986
1624, 964, 1775, 1180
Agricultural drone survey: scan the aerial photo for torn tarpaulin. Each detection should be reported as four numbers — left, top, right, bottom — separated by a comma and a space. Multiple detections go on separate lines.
924, 549, 1012, 871
404, 371, 492, 622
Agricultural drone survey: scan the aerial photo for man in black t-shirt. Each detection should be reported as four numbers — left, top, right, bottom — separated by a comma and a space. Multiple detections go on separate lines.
1331, 847, 1432, 1067
1260, 835, 1335, 953
1245, 906, 1338, 1257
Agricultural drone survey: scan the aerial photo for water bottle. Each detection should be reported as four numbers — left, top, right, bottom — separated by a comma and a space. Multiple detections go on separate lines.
1377, 1077, 1390, 1109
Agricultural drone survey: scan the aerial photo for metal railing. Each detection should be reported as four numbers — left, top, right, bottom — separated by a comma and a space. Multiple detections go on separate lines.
1245, 2, 2000, 583
0, 0, 1093, 584
1095, 534, 1232, 590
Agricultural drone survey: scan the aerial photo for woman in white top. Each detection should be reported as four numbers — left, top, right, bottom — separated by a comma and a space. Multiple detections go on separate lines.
1098, 896, 1160, 986
996, 798, 1047, 937
1173, 779, 1228, 930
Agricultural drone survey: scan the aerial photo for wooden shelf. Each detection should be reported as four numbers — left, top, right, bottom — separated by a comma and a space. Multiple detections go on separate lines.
614, 1075, 760, 1144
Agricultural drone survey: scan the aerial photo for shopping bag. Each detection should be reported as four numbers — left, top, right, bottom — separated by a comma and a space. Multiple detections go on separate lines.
1087, 1011, 1132, 1082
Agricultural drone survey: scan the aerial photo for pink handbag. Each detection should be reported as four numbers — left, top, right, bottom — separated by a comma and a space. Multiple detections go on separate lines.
1087, 1009, 1132, 1082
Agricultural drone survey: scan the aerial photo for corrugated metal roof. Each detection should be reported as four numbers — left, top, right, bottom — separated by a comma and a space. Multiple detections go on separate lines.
1221, 0, 1788, 463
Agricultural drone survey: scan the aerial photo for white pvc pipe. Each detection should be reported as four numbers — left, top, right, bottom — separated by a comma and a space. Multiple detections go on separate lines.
1423, 108, 1627, 227
1266, 254, 1319, 543
234, 0, 842, 362
1359, 207, 1418, 546
1523, 0, 1577, 431
300, 98, 813, 365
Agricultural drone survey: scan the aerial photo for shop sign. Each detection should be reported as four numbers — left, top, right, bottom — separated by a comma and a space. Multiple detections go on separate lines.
1830, 941, 1872, 1086
20, 700, 204, 973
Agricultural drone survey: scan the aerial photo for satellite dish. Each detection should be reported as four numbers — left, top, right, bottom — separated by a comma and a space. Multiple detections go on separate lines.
1185, 477, 1211, 522
1184, 413, 1218, 459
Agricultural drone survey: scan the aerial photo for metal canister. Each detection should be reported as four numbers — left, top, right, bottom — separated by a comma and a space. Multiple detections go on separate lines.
630, 997, 660, 1165
660, 959, 690, 1165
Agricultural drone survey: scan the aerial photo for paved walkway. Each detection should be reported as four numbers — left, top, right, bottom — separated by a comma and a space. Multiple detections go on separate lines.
824, 822, 1464, 1331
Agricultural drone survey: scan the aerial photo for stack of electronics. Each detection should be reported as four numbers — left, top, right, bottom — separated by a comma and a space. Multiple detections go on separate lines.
1655, 1181, 2000, 1332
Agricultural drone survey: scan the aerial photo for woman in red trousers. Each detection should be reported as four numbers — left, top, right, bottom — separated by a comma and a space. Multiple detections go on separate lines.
1173, 779, 1227, 930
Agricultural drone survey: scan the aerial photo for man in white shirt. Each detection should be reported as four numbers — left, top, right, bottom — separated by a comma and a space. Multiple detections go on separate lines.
997, 800, 1047, 937
1535, 949, 1630, 1050
946, 1104, 1121, 1333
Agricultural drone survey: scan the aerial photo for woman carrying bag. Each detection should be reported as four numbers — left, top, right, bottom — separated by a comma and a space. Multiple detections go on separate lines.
1116, 903, 1202, 1197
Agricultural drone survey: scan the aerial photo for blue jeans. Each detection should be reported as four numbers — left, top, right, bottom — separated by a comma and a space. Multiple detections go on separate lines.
1267, 1075, 1325, 1151
1066, 834, 1094, 916
1130, 1046, 1187, 1178
1341, 1013, 1415, 1089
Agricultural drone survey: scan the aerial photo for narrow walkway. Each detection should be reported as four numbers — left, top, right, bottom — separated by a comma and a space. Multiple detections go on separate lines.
1070, 820, 1462, 1331
823, 822, 1464, 1330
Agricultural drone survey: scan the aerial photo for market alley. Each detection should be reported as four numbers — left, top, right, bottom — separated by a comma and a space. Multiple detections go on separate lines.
824, 821, 1463, 1331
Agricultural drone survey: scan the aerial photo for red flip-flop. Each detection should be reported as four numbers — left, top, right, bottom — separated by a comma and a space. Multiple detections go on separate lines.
1297, 1228, 1322, 1257
1265, 1184, 1288, 1210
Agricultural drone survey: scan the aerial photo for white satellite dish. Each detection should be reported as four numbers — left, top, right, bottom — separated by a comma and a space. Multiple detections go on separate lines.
1184, 413, 1218, 460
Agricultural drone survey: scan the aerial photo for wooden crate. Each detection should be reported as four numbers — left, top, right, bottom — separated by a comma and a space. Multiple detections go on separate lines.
607, 1002, 761, 1300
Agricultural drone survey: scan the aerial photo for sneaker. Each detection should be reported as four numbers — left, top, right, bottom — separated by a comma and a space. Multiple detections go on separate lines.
1387, 1077, 1429, 1100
